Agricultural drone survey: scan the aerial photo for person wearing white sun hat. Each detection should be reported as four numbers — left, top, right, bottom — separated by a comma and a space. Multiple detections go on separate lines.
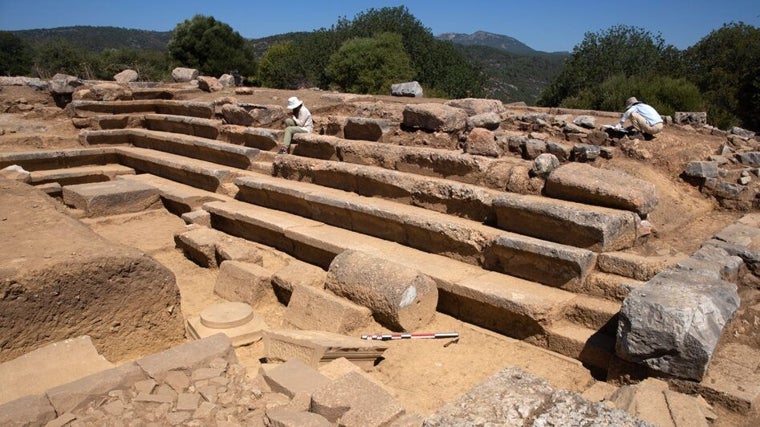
279, 96, 313, 154
616, 96, 663, 140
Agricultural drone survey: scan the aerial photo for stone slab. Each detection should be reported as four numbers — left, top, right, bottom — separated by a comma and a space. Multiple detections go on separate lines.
45, 362, 147, 414
545, 162, 659, 215
136, 333, 237, 382
263, 329, 387, 370
311, 371, 405, 427
0, 393, 57, 427
68, 99, 215, 118
29, 163, 135, 186
62, 178, 161, 217
0, 335, 114, 405
261, 358, 331, 398
118, 173, 227, 215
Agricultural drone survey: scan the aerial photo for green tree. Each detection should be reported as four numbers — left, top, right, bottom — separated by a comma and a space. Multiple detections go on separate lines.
95, 48, 171, 82
168, 15, 256, 77
0, 32, 33, 76
257, 41, 306, 88
539, 25, 671, 107
325, 32, 415, 94
684, 22, 760, 130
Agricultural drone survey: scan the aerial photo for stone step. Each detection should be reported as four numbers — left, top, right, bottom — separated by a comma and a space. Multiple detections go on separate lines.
114, 146, 245, 195
202, 199, 579, 341
68, 100, 215, 119
82, 129, 263, 170
290, 132, 531, 192
29, 164, 135, 186
580, 272, 645, 302
543, 320, 615, 372
273, 155, 639, 251
143, 114, 222, 140
0, 147, 119, 172
219, 125, 283, 151
117, 173, 229, 215
563, 294, 620, 332
233, 174, 596, 288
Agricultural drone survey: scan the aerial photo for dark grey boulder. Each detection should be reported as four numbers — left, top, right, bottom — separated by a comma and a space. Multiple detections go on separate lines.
617, 269, 740, 380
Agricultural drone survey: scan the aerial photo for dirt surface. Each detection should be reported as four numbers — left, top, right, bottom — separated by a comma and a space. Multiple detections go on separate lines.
2, 83, 759, 424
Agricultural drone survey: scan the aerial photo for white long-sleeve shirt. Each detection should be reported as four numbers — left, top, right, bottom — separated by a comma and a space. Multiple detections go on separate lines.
620, 103, 663, 127
292, 106, 313, 132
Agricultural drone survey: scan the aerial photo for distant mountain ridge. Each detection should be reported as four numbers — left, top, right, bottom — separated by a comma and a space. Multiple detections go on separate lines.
437, 31, 539, 55
11, 26, 172, 52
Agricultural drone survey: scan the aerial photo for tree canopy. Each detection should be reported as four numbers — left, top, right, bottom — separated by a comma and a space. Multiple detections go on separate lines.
168, 15, 256, 77
325, 32, 415, 94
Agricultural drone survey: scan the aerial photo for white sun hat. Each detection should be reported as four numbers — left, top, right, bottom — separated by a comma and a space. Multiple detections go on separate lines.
287, 96, 303, 109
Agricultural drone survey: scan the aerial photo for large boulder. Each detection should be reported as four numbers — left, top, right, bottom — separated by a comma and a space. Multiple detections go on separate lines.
197, 76, 223, 92
617, 268, 740, 380
545, 162, 658, 215
113, 69, 138, 83
390, 81, 422, 97
72, 82, 133, 102
49, 73, 84, 107
325, 250, 438, 331
172, 67, 199, 83
402, 103, 467, 133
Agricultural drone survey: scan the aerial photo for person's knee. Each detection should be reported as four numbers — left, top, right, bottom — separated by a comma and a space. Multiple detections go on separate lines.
285, 118, 296, 126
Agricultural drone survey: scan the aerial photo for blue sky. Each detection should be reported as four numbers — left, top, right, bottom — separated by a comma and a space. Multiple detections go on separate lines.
0, 0, 758, 52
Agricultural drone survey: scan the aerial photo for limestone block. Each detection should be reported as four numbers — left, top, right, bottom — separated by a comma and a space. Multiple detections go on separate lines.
113, 69, 138, 83
464, 127, 500, 157
46, 362, 147, 414
261, 358, 331, 398
390, 81, 422, 97
326, 250, 438, 331
343, 117, 393, 142
597, 251, 684, 281
402, 103, 467, 133
492, 193, 639, 252
282, 285, 372, 334
617, 269, 740, 380
0, 336, 114, 405
0, 394, 56, 427
186, 301, 268, 346
221, 104, 254, 126
172, 67, 198, 82
445, 98, 506, 116
136, 333, 237, 382
272, 259, 326, 295
467, 112, 501, 130
62, 179, 161, 217
546, 162, 659, 215
215, 260, 277, 308
675, 245, 743, 281
311, 372, 405, 427
197, 76, 223, 92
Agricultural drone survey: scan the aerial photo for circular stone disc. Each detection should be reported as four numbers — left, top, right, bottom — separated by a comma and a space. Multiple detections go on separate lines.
200, 302, 254, 329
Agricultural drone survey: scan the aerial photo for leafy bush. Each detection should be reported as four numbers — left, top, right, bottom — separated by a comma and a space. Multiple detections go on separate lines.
325, 33, 415, 94
0, 32, 33, 76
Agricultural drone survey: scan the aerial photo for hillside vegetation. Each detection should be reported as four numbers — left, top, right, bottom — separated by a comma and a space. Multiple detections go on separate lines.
1, 7, 758, 130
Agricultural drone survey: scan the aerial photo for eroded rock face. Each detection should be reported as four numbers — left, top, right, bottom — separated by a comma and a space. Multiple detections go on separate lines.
0, 178, 185, 363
